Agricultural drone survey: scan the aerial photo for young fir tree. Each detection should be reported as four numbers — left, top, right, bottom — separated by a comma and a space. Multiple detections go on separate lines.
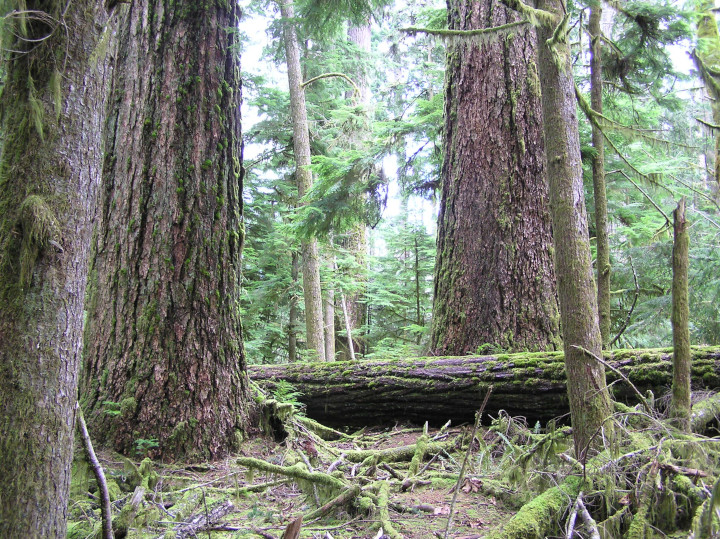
430, 0, 561, 355
0, 2, 113, 535
81, 0, 251, 459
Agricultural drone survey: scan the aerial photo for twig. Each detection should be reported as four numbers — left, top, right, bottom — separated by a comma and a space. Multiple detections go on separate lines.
251, 527, 277, 539
304, 485, 361, 521
327, 453, 346, 474
571, 345, 653, 415
175, 472, 240, 494
443, 387, 493, 539
76, 402, 113, 539
565, 492, 581, 538
576, 494, 601, 539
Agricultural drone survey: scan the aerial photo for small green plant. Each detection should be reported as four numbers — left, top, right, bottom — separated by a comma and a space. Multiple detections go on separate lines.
102, 400, 121, 417
272, 380, 302, 407
134, 437, 159, 456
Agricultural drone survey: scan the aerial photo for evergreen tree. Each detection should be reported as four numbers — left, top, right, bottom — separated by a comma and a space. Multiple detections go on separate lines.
81, 0, 251, 459
430, 0, 560, 355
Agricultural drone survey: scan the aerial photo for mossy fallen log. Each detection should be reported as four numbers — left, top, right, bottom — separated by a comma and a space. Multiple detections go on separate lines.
248, 347, 720, 427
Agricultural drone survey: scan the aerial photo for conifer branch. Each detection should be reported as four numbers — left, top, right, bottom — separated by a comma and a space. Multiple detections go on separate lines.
301, 72, 360, 99
401, 22, 530, 48
500, 0, 558, 28
575, 84, 696, 151
608, 169, 671, 225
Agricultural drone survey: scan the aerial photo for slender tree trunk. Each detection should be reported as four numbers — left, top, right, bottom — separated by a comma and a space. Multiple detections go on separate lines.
590, 4, 611, 347
343, 21, 372, 357
279, 0, 326, 361
536, 0, 614, 456
289, 250, 300, 362
0, 2, 112, 535
324, 259, 336, 361
670, 198, 691, 431
431, 0, 560, 355
414, 235, 424, 344
81, 0, 251, 460
693, 0, 720, 185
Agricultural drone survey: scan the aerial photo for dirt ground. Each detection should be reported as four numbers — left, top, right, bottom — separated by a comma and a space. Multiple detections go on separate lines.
69, 424, 518, 538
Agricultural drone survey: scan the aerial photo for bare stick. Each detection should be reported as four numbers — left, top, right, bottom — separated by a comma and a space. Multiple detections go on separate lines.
565, 491, 580, 538
76, 402, 113, 539
576, 494, 601, 539
443, 387, 493, 539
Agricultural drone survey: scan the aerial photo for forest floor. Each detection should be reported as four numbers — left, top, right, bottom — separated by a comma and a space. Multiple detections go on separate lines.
69, 423, 520, 538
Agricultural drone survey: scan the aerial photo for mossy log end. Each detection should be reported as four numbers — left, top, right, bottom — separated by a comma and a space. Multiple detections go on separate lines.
248, 347, 720, 427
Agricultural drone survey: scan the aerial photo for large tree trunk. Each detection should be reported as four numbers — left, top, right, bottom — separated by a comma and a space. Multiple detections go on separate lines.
536, 0, 614, 456
249, 348, 720, 428
279, 0, 326, 361
430, 0, 560, 355
590, 3, 611, 346
0, 2, 112, 535
81, 0, 251, 460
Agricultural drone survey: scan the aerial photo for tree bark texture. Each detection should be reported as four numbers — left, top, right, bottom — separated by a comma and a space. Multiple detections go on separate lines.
289, 250, 300, 362
81, 0, 250, 460
536, 0, 614, 455
589, 4, 611, 347
0, 2, 111, 536
430, 0, 560, 355
249, 348, 720, 428
670, 198, 691, 431
279, 0, 326, 361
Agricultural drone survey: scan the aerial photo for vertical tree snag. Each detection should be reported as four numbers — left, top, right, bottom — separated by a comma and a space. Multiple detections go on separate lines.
536, 0, 614, 455
670, 198, 691, 431
279, 0, 326, 361
82, 0, 251, 459
430, 0, 560, 356
0, 2, 112, 535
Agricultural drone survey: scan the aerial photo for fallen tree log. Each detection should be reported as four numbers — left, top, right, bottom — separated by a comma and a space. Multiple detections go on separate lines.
248, 347, 720, 428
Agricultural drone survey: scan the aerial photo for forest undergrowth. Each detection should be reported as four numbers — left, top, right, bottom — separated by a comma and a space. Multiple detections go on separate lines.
67, 384, 720, 539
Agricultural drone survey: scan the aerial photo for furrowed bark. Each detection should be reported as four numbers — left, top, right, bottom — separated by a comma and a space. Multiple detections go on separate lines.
431, 0, 560, 355
81, 0, 251, 459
